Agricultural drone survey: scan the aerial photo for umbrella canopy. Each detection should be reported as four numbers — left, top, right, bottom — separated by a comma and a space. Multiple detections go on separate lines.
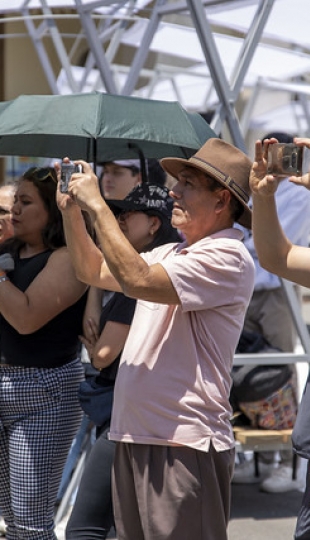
0, 92, 216, 163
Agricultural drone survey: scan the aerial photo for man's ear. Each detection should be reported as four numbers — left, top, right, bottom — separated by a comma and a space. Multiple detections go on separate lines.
215, 189, 231, 211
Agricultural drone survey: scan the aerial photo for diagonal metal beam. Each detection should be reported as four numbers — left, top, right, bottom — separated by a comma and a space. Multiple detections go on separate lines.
230, 0, 274, 100
186, 0, 246, 150
81, 2, 137, 93
121, 0, 166, 96
186, 0, 274, 150
20, 7, 60, 94
74, 0, 117, 94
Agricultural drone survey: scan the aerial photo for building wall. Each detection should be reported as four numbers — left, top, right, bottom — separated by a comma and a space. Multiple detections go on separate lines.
0, 15, 88, 182
4, 22, 50, 99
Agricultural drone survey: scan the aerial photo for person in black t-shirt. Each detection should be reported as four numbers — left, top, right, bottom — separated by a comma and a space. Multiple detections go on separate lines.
66, 183, 181, 540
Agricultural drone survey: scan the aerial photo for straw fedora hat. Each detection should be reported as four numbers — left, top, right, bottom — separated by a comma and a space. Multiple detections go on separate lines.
160, 138, 252, 229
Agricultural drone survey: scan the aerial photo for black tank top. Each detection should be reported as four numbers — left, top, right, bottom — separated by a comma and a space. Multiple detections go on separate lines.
0, 250, 87, 368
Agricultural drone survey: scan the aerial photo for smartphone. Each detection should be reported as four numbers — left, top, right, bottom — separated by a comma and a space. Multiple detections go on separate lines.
267, 143, 310, 178
60, 162, 82, 193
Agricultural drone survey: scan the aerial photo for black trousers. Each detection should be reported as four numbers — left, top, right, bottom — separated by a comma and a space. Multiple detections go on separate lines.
66, 425, 115, 540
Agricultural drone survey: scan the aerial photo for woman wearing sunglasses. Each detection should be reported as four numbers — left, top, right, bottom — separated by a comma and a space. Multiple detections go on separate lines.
0, 167, 88, 539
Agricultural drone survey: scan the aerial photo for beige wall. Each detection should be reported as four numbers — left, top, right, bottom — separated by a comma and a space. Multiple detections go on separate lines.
4, 23, 50, 98
0, 16, 88, 182
3, 17, 88, 99
0, 20, 51, 182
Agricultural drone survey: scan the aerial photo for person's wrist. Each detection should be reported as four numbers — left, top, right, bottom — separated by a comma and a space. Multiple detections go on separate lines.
88, 197, 106, 222
61, 204, 83, 221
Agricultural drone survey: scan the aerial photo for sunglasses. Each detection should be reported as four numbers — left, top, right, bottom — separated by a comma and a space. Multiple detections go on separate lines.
23, 167, 57, 183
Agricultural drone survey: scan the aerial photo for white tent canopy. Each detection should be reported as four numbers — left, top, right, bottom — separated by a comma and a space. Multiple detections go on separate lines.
250, 102, 308, 133
122, 19, 310, 82
209, 0, 310, 50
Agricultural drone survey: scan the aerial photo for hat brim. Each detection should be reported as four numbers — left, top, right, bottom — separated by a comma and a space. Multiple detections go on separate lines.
160, 157, 252, 229
107, 199, 132, 214
107, 198, 169, 222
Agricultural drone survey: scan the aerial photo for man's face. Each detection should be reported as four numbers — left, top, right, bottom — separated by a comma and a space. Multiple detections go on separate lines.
170, 167, 230, 244
0, 186, 15, 243
100, 163, 141, 200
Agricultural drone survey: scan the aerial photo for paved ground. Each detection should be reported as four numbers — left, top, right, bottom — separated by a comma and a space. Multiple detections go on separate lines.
228, 482, 303, 540
54, 480, 304, 540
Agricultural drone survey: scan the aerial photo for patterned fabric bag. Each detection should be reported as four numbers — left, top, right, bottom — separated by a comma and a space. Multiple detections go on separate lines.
231, 330, 293, 403
231, 330, 297, 429
239, 379, 298, 429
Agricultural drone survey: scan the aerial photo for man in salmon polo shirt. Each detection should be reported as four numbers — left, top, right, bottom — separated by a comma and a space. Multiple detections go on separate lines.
57, 138, 255, 540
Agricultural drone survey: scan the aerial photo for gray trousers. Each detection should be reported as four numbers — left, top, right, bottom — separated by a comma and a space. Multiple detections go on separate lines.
112, 441, 235, 540
243, 286, 296, 352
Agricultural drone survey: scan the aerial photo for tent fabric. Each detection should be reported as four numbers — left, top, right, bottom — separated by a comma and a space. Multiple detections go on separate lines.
209, 0, 310, 49
121, 19, 310, 83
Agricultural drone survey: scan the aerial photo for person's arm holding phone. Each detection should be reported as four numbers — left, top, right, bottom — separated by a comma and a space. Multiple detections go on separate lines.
250, 138, 310, 288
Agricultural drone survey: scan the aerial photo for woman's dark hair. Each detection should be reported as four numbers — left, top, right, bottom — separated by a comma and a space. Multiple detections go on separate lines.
23, 167, 65, 250
0, 166, 93, 257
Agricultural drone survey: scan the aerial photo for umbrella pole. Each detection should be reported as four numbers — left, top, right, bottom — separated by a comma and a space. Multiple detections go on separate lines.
86, 138, 97, 174
140, 158, 147, 183
128, 143, 148, 183
93, 139, 97, 175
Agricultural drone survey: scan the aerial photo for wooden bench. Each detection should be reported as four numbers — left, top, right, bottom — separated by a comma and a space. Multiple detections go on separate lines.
233, 426, 297, 479
233, 426, 293, 452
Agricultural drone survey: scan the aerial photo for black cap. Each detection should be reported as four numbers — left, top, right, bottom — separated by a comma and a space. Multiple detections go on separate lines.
108, 183, 173, 220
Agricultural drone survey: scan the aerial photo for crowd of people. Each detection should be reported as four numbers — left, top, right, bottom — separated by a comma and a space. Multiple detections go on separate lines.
0, 134, 309, 540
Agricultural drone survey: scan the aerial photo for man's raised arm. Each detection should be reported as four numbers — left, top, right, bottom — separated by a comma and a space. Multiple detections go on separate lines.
56, 161, 121, 292
250, 139, 310, 288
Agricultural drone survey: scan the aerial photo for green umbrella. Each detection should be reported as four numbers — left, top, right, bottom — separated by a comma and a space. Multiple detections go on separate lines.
0, 92, 216, 165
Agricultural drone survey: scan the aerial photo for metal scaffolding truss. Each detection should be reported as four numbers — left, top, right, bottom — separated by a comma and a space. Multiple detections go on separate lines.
1, 1, 310, 149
